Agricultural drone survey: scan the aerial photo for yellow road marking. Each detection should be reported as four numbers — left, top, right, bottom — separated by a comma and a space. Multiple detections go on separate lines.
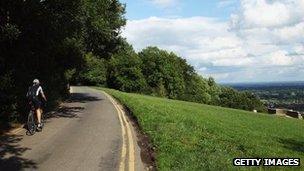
114, 100, 127, 171
118, 103, 135, 171
103, 92, 135, 171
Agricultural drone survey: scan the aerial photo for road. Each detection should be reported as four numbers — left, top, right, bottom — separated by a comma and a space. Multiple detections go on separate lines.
0, 86, 145, 171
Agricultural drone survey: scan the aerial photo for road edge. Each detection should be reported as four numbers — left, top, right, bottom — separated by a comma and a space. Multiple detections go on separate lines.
102, 91, 136, 171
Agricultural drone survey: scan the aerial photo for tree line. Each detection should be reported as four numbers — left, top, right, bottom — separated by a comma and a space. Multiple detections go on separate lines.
77, 45, 266, 112
0, 0, 266, 127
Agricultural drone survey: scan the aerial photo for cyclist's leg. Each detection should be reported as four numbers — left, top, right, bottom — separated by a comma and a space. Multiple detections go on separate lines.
36, 108, 42, 125
33, 99, 42, 127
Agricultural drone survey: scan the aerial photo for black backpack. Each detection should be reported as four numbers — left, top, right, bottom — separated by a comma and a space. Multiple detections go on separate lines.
26, 85, 39, 100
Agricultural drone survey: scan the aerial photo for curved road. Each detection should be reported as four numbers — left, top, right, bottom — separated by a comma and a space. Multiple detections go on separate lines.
0, 86, 145, 171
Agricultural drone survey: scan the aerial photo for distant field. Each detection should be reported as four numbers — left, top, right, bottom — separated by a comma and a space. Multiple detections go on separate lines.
96, 87, 304, 170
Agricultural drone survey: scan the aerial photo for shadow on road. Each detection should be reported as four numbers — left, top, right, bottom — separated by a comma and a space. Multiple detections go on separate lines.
67, 93, 103, 103
50, 106, 85, 118
48, 92, 103, 119
0, 134, 37, 170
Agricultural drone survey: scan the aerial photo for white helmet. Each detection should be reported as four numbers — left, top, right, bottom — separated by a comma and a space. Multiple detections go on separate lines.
33, 79, 40, 84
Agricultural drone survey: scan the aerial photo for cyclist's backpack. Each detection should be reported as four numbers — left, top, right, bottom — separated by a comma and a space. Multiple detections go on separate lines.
26, 85, 39, 100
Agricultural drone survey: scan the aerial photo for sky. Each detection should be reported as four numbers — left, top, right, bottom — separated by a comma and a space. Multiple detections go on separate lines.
120, 0, 304, 83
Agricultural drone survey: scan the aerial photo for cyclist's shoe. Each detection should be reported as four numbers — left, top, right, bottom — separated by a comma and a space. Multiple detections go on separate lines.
37, 124, 42, 132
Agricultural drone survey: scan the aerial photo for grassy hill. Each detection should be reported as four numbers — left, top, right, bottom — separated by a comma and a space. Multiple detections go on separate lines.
97, 87, 304, 170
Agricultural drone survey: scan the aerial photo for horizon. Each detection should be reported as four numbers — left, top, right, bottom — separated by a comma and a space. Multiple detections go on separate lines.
120, 0, 304, 83
219, 80, 304, 85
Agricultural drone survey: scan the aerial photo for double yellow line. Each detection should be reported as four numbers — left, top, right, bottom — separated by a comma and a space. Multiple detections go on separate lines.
103, 92, 135, 171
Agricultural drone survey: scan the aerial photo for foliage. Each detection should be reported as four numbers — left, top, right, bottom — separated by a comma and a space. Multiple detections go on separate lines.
137, 46, 264, 111
181, 74, 211, 104
218, 87, 266, 112
0, 23, 21, 42
83, 0, 126, 58
0, 0, 126, 125
139, 47, 186, 99
78, 53, 107, 86
107, 43, 147, 92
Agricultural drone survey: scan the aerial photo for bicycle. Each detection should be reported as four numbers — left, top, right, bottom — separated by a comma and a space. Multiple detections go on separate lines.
27, 101, 45, 135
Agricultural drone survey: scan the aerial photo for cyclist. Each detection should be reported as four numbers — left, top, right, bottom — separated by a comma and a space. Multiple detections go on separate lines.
27, 79, 47, 131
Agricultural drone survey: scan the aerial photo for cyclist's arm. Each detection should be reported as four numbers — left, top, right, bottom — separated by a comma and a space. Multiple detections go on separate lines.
38, 86, 47, 101
41, 92, 47, 102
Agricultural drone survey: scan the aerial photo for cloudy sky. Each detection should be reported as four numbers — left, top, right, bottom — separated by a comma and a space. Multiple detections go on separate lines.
120, 0, 304, 83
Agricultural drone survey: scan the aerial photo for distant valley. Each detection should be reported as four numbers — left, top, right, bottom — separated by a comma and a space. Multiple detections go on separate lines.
224, 81, 304, 112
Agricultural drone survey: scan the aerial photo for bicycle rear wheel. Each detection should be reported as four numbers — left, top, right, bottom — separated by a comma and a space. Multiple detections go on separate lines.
27, 111, 36, 135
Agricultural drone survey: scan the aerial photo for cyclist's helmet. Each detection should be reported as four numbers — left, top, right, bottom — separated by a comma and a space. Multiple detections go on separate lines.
33, 79, 40, 85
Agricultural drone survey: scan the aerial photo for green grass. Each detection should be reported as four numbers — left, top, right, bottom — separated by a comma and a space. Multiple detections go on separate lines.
96, 87, 304, 170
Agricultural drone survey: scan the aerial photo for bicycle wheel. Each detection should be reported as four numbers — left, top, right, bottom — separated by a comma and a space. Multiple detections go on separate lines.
27, 111, 36, 135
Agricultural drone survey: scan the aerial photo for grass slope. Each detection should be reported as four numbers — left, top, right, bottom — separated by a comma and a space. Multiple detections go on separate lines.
97, 88, 304, 170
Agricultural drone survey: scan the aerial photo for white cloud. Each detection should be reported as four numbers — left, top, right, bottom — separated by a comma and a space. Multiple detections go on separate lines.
263, 50, 293, 66
294, 45, 304, 54
231, 0, 304, 45
123, 16, 230, 52
123, 0, 304, 82
231, 0, 304, 29
273, 22, 304, 44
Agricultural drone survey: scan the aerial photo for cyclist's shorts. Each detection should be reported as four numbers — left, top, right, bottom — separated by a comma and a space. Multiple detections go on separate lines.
32, 98, 42, 109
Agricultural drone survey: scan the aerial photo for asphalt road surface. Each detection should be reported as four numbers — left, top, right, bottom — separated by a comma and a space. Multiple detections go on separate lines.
0, 86, 145, 171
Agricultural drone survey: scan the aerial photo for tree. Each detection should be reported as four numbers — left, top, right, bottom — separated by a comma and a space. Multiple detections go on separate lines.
83, 0, 126, 58
0, 0, 87, 124
78, 53, 107, 86
107, 43, 147, 92
182, 74, 211, 104
139, 47, 185, 99
218, 87, 266, 111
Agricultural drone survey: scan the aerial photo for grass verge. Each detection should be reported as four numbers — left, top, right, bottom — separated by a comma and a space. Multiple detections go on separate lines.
96, 87, 304, 170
